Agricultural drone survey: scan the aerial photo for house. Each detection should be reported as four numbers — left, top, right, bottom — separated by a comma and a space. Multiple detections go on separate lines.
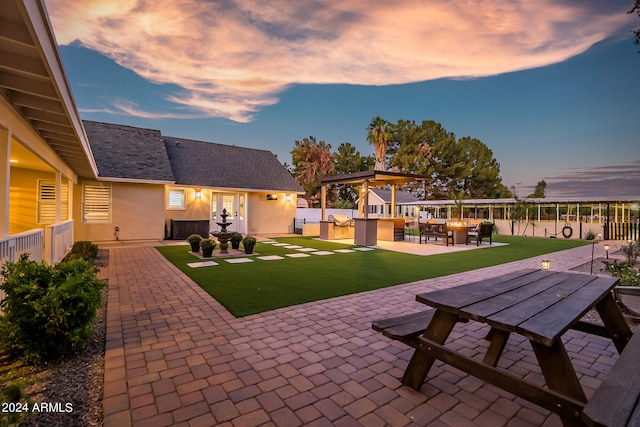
364, 189, 419, 218
78, 121, 302, 241
1, 0, 301, 266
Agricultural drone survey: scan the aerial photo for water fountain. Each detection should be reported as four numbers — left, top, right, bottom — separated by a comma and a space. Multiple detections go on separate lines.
210, 208, 233, 254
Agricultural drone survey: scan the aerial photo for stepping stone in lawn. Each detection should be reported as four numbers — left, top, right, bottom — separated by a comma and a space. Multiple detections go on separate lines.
257, 255, 285, 260
296, 247, 317, 252
271, 243, 289, 246
334, 249, 356, 253
284, 245, 303, 249
311, 251, 334, 256
285, 253, 311, 258
225, 258, 254, 264
353, 247, 375, 251
187, 261, 218, 268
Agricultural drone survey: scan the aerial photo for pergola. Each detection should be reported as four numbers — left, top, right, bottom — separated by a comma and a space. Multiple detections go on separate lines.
319, 170, 425, 245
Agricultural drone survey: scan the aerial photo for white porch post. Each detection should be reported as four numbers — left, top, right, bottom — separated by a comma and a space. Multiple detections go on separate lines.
55, 171, 62, 223
0, 127, 10, 238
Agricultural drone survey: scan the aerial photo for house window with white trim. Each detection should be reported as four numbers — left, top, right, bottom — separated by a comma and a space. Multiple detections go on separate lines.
167, 189, 186, 210
83, 182, 111, 223
37, 180, 69, 224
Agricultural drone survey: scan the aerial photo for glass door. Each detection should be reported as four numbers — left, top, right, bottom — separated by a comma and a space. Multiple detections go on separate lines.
211, 192, 247, 233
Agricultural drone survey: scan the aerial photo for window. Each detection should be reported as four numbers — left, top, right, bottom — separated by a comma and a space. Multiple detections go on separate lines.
167, 189, 185, 210
83, 182, 111, 223
37, 180, 69, 224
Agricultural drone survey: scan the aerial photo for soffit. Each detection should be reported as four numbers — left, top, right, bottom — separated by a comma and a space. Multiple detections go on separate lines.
0, 0, 97, 178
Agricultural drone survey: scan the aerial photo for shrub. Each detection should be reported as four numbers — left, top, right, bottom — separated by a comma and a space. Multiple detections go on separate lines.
230, 232, 243, 249
0, 254, 105, 363
583, 230, 597, 240
62, 240, 99, 262
200, 239, 216, 250
620, 240, 640, 265
605, 261, 640, 287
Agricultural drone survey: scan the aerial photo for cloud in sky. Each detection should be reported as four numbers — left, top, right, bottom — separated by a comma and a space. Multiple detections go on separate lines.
543, 161, 640, 198
46, 0, 634, 122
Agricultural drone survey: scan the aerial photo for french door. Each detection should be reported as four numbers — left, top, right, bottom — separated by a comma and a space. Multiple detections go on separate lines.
210, 192, 246, 234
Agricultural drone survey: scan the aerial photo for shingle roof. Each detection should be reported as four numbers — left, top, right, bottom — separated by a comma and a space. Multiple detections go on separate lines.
83, 121, 175, 182
82, 120, 302, 193
164, 136, 302, 192
370, 189, 419, 204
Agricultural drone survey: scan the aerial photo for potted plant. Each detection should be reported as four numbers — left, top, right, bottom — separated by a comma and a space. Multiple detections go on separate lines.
230, 232, 243, 249
187, 234, 203, 252
242, 235, 257, 254
200, 239, 216, 257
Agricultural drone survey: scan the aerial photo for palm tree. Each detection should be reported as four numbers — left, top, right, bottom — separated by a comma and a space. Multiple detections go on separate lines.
367, 116, 389, 171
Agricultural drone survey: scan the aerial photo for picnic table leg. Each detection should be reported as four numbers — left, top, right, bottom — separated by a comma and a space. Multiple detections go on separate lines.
401, 309, 458, 389
483, 328, 510, 367
531, 340, 587, 427
596, 292, 633, 354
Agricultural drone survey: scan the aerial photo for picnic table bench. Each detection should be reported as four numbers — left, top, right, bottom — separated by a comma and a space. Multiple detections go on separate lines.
372, 269, 634, 427
581, 329, 640, 426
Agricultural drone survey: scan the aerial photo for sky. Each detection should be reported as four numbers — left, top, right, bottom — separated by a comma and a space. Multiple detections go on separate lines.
44, 0, 640, 198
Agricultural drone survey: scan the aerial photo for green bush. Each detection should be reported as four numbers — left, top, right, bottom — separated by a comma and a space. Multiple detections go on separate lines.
620, 240, 640, 265
63, 240, 99, 262
0, 254, 105, 363
605, 261, 640, 287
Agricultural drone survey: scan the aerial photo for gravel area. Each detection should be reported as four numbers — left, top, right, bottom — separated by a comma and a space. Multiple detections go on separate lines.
20, 250, 108, 427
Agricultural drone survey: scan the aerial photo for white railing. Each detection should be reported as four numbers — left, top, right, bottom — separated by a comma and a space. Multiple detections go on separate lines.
0, 228, 44, 267
0, 229, 45, 302
44, 220, 74, 264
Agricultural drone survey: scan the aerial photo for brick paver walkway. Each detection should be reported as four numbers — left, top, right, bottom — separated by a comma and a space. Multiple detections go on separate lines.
103, 242, 621, 427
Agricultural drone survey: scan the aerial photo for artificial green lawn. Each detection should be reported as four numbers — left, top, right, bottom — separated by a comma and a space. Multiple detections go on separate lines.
156, 236, 589, 317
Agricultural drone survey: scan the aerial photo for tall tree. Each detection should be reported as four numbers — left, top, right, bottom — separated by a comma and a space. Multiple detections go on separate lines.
630, 1, 640, 53
334, 142, 370, 205
291, 137, 335, 207
456, 137, 507, 198
528, 180, 547, 198
367, 116, 390, 171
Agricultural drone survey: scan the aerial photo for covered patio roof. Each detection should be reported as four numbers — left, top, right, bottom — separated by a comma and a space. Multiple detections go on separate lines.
320, 170, 426, 186
1, 0, 97, 179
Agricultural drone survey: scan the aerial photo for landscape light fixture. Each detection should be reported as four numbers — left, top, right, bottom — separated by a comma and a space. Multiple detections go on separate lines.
604, 244, 610, 259
541, 259, 551, 270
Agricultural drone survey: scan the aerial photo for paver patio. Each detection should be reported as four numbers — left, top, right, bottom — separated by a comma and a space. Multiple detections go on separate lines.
102, 241, 623, 427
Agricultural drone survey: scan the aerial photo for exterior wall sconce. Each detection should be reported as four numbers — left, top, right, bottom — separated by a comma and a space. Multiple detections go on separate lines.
541, 259, 551, 270
604, 244, 610, 259
285, 194, 292, 203
194, 188, 202, 200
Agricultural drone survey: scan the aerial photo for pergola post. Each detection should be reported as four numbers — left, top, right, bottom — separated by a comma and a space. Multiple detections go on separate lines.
391, 183, 397, 218
363, 180, 369, 219
321, 184, 326, 221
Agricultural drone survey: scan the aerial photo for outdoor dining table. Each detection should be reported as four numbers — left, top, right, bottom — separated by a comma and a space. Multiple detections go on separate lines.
401, 269, 633, 427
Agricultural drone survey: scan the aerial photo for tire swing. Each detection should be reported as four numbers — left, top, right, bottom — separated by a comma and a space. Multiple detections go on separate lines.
562, 224, 573, 238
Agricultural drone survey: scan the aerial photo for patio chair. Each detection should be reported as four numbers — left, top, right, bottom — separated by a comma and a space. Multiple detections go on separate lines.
419, 222, 453, 246
467, 222, 493, 246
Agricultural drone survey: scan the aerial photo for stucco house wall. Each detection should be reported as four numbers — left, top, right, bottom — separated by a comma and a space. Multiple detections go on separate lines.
9, 167, 53, 234
247, 192, 297, 234
73, 181, 165, 242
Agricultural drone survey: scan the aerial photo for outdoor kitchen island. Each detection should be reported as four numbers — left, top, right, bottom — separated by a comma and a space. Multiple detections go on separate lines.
319, 170, 425, 246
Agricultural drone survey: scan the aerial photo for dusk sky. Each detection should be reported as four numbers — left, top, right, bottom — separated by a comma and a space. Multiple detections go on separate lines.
44, 0, 640, 198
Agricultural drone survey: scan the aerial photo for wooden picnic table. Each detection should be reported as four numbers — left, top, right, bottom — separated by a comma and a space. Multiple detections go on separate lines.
401, 269, 633, 427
